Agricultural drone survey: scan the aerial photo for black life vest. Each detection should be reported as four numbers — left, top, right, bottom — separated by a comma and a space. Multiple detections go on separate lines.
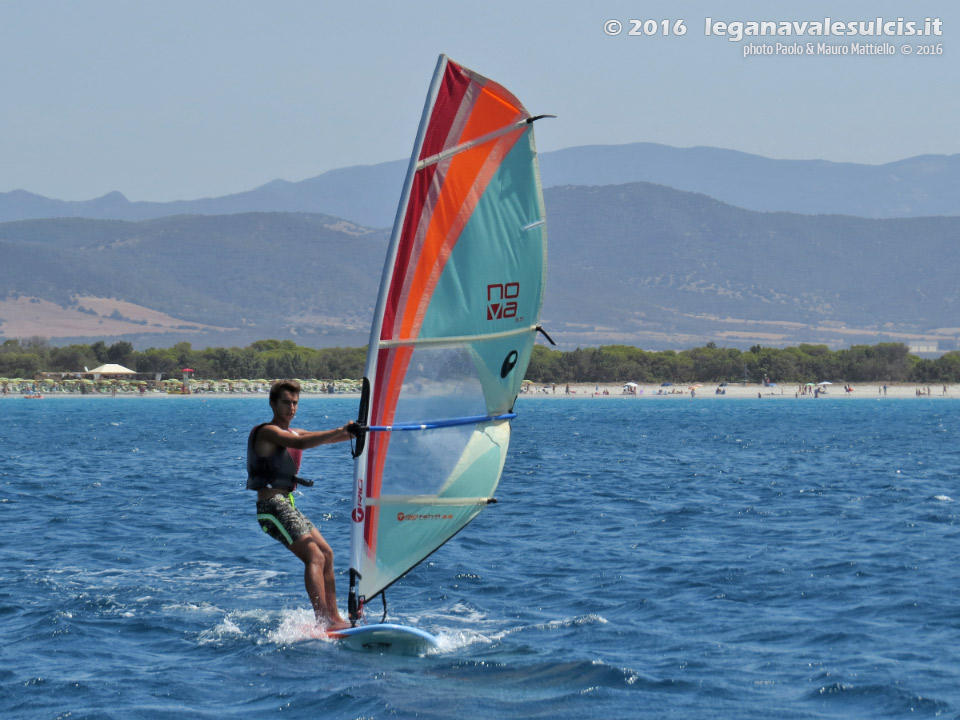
246, 423, 305, 491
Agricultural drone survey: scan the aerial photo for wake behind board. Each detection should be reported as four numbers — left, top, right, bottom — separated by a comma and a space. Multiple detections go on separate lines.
327, 623, 439, 653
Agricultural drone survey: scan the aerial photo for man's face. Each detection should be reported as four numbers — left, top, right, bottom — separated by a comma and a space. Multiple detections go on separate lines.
271, 390, 299, 422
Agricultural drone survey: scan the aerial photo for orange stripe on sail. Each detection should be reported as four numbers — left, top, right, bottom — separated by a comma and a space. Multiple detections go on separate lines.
364, 344, 413, 555
399, 144, 492, 338
457, 83, 525, 145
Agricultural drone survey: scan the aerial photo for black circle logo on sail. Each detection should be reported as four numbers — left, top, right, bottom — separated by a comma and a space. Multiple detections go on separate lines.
500, 350, 519, 378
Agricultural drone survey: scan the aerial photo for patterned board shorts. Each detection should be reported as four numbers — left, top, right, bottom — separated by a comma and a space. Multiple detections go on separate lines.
256, 494, 315, 547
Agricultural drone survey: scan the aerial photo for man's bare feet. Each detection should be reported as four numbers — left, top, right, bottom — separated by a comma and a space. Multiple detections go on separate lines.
322, 617, 352, 632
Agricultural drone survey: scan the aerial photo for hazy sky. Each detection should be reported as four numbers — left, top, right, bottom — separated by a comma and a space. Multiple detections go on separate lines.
2, 0, 956, 202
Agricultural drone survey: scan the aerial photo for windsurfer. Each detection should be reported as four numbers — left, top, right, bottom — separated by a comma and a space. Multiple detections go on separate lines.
248, 379, 360, 630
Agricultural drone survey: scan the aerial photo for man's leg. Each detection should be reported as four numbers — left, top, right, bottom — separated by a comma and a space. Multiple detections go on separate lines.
289, 530, 349, 629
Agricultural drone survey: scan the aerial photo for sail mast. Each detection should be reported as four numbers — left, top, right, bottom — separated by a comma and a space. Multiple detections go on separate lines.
349, 55, 450, 622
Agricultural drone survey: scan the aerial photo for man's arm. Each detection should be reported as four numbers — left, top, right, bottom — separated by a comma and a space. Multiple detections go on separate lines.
256, 422, 359, 452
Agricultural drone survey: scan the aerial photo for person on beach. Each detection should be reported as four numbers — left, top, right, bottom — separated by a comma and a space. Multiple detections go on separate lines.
247, 379, 360, 630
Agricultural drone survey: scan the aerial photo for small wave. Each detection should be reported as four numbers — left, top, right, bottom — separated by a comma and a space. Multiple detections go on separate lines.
196, 608, 293, 646
933, 494, 953, 502
528, 614, 609, 632
473, 613, 610, 646
197, 616, 244, 645
412, 600, 489, 626
430, 655, 667, 695
169, 560, 283, 585
416, 603, 609, 645
431, 627, 495, 653
161, 601, 224, 614
804, 681, 950, 716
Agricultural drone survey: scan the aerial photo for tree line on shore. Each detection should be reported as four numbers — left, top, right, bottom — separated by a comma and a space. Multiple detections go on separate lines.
2, 337, 959, 384
527, 342, 960, 384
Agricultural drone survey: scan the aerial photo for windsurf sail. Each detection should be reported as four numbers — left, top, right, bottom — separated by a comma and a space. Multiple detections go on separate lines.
348, 54, 549, 623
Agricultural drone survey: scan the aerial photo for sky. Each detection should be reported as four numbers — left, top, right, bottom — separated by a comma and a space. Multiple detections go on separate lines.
2, 0, 956, 202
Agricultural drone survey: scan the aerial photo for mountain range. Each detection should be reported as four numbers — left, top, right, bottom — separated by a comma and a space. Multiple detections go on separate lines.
2, 143, 959, 228
2, 176, 958, 351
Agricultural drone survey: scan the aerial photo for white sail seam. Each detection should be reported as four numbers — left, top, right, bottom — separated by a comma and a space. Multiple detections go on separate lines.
366, 495, 493, 507
379, 324, 538, 349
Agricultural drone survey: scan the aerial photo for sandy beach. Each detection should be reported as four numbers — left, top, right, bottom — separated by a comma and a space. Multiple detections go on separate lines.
521, 382, 960, 399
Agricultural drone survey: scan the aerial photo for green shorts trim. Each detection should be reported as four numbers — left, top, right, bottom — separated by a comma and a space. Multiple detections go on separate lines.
256, 494, 315, 547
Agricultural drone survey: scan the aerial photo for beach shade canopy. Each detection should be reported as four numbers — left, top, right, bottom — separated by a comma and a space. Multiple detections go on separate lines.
818, 381, 833, 386
623, 382, 639, 389
89, 364, 136, 375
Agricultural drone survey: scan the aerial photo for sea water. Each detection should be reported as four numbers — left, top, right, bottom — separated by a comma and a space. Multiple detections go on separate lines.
2, 394, 959, 719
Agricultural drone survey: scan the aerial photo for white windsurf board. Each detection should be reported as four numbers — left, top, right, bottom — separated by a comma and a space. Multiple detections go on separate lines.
327, 623, 439, 653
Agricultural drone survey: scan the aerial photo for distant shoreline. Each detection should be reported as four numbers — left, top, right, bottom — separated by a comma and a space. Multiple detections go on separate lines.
3, 382, 957, 400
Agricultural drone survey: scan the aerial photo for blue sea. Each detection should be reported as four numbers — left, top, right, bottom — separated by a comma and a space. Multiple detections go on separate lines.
3, 394, 959, 719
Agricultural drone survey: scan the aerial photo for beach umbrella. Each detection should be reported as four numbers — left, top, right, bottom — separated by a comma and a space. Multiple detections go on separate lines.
89, 364, 136, 375
818, 381, 833, 386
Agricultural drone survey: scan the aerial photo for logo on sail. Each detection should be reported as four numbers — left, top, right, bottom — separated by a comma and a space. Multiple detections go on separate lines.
397, 512, 454, 521
353, 477, 365, 522
487, 282, 519, 320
